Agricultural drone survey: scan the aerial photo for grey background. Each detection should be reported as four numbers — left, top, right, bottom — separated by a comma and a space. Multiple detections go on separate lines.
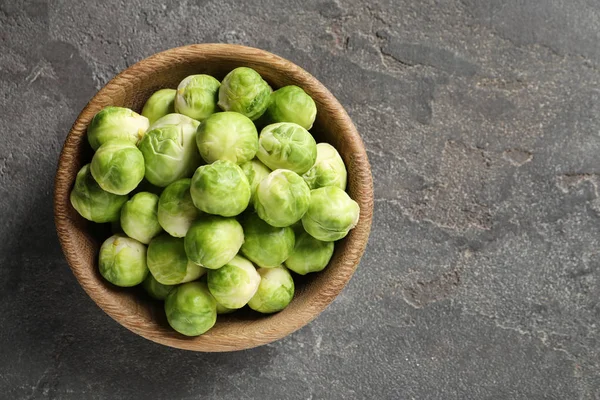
1, 0, 599, 399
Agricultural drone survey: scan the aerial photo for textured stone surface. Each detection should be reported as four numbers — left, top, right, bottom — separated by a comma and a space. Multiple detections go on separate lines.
1, 0, 600, 398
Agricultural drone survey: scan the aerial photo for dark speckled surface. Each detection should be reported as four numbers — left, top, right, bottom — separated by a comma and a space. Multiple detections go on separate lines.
1, 0, 600, 399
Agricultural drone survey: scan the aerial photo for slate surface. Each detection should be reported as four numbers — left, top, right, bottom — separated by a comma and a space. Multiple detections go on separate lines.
1, 1, 599, 399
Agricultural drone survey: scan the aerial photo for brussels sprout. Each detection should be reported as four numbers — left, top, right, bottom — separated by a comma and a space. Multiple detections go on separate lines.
218, 67, 272, 120
254, 169, 311, 227
174, 74, 221, 121
87, 106, 149, 150
90, 139, 145, 195
196, 112, 258, 164
265, 85, 317, 130
284, 228, 334, 275
302, 186, 360, 241
207, 255, 260, 309
190, 160, 251, 217
157, 179, 199, 238
256, 122, 317, 174
248, 266, 295, 314
138, 115, 202, 187
120, 192, 162, 244
184, 216, 244, 269
165, 282, 217, 336
70, 164, 127, 223
149, 113, 199, 130
142, 274, 176, 300
98, 234, 148, 287
241, 213, 295, 268
147, 234, 206, 285
240, 159, 271, 204
216, 301, 235, 315
141, 89, 176, 125
302, 143, 347, 190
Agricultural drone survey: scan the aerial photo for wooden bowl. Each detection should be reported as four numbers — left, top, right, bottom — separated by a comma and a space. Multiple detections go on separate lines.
53, 44, 373, 352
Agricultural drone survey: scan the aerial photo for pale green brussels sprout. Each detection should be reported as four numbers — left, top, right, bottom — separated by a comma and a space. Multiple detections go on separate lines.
142, 274, 176, 300
265, 85, 317, 130
190, 160, 250, 217
141, 89, 176, 125
87, 106, 149, 150
149, 113, 199, 130
207, 255, 260, 309
302, 186, 360, 241
165, 282, 217, 336
90, 139, 145, 195
216, 301, 235, 315
218, 67, 272, 120
248, 266, 295, 314
70, 164, 127, 223
157, 179, 199, 238
138, 115, 202, 187
174, 74, 221, 121
302, 143, 347, 190
120, 192, 162, 244
285, 228, 334, 275
240, 159, 271, 204
147, 234, 206, 285
99, 234, 148, 287
256, 122, 317, 174
184, 216, 244, 269
241, 213, 295, 268
196, 112, 258, 164
254, 169, 311, 227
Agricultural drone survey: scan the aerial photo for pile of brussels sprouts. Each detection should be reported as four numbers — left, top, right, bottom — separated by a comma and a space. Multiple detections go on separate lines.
70, 67, 360, 336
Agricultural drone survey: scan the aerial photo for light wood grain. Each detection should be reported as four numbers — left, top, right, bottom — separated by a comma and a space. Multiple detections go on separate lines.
53, 44, 374, 352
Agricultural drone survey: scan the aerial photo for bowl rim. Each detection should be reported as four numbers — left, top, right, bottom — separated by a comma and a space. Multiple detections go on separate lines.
53, 43, 373, 351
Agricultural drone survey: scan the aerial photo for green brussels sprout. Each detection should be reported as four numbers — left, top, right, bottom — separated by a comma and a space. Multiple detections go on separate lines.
141, 89, 176, 125
157, 179, 200, 238
98, 234, 148, 287
165, 282, 217, 336
196, 112, 258, 164
207, 255, 260, 309
302, 186, 360, 241
256, 122, 317, 174
120, 192, 162, 244
87, 106, 149, 150
218, 67, 272, 120
265, 85, 317, 130
147, 234, 206, 285
248, 266, 295, 314
190, 160, 251, 217
216, 301, 235, 315
284, 228, 334, 275
174, 74, 221, 121
142, 274, 176, 300
240, 159, 271, 204
149, 113, 199, 130
302, 143, 347, 190
138, 115, 202, 187
254, 169, 311, 227
90, 139, 145, 195
241, 213, 295, 268
184, 216, 244, 269
70, 164, 127, 223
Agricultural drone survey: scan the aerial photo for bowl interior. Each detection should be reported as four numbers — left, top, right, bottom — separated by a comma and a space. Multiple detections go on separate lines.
54, 44, 373, 351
